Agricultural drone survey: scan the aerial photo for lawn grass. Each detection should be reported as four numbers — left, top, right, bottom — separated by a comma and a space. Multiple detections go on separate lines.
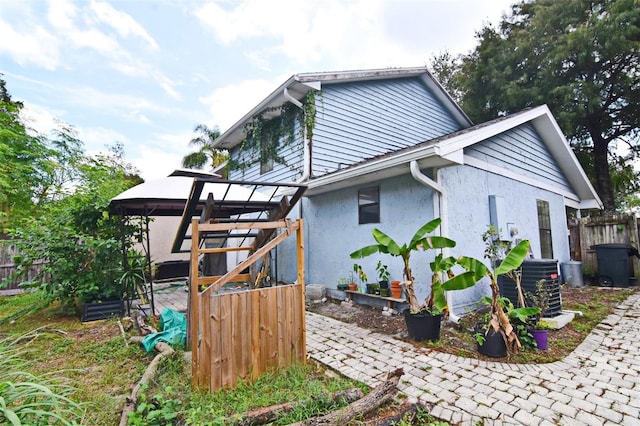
0, 291, 367, 425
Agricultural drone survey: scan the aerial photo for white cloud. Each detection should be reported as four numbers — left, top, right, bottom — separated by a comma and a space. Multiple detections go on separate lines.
0, 19, 60, 69
89, 0, 159, 50
65, 85, 167, 123
19, 104, 64, 136
78, 126, 129, 150
199, 78, 281, 132
193, 0, 514, 71
2, 0, 177, 99
131, 146, 186, 181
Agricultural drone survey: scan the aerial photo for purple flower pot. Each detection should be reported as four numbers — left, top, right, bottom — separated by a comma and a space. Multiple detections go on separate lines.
531, 329, 549, 350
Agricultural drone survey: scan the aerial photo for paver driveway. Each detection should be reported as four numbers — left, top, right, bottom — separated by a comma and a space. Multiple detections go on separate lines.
306, 292, 640, 425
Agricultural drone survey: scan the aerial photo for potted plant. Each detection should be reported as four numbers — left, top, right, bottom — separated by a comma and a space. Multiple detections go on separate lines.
354, 263, 367, 293
530, 320, 552, 350
337, 278, 349, 291
366, 282, 380, 295
350, 218, 477, 342
527, 279, 553, 350
376, 261, 391, 296
459, 239, 539, 355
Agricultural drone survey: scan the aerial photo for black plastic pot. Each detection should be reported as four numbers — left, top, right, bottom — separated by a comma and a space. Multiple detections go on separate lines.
475, 325, 507, 358
403, 310, 442, 342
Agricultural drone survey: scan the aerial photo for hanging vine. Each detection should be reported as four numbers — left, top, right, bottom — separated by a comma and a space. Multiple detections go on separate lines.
228, 90, 317, 172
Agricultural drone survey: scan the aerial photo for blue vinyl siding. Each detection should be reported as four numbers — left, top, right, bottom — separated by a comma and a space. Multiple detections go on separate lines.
229, 76, 462, 182
464, 123, 572, 192
311, 78, 462, 176
228, 126, 304, 182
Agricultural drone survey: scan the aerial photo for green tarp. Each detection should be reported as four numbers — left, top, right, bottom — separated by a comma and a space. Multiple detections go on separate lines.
141, 308, 186, 352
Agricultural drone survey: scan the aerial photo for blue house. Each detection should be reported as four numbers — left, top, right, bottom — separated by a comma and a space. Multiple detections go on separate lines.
212, 67, 601, 315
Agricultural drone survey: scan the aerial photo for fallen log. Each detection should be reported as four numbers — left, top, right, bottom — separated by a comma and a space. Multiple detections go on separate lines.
238, 388, 363, 426
287, 369, 404, 426
119, 337, 175, 426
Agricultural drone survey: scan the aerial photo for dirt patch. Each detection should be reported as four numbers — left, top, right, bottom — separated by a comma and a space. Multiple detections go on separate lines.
307, 285, 638, 363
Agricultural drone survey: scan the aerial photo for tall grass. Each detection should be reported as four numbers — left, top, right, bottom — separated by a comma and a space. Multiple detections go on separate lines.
0, 331, 85, 425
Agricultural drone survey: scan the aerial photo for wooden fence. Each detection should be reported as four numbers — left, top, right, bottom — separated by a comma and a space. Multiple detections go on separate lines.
190, 218, 306, 391
569, 214, 640, 279
0, 240, 47, 290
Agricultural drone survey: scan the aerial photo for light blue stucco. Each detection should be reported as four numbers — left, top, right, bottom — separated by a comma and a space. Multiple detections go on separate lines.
440, 164, 570, 314
275, 163, 571, 316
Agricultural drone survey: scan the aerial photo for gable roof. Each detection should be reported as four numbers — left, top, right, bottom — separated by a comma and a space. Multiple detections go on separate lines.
301, 105, 602, 210
212, 66, 473, 150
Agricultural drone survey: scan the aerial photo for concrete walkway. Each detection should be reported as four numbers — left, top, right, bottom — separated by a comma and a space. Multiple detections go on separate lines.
305, 292, 640, 425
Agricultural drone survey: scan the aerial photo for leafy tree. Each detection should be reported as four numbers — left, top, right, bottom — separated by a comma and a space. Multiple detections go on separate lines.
0, 77, 55, 231
429, 50, 465, 105
10, 149, 142, 309
0, 77, 92, 231
459, 0, 640, 212
181, 124, 228, 172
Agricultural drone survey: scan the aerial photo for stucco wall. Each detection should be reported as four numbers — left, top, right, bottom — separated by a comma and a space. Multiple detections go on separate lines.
276, 164, 570, 315
278, 174, 437, 297
441, 164, 570, 314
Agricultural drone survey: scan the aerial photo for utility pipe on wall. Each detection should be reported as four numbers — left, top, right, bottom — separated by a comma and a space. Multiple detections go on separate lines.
409, 161, 460, 323
283, 87, 311, 183
283, 87, 311, 284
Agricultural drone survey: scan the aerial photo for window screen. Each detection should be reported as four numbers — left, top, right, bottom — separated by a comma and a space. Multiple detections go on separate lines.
358, 187, 380, 224
537, 200, 553, 259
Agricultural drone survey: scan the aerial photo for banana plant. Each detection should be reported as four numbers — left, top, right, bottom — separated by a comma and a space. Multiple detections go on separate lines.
350, 218, 463, 313
457, 239, 534, 354
426, 253, 477, 316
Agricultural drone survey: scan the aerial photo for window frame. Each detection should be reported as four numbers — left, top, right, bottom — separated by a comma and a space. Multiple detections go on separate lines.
358, 186, 380, 224
536, 199, 554, 259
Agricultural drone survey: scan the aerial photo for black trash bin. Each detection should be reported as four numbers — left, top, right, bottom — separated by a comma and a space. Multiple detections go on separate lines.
590, 243, 637, 287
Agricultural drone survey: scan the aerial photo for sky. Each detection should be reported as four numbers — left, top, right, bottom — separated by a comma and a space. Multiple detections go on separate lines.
0, 0, 516, 181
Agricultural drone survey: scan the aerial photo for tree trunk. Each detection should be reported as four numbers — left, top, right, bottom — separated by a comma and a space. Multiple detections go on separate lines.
287, 369, 404, 426
238, 388, 363, 426
592, 131, 615, 212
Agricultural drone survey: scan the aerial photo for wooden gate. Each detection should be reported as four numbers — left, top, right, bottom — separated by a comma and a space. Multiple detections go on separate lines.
189, 218, 306, 391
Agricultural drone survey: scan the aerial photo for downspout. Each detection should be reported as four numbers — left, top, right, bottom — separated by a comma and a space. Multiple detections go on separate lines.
283, 87, 311, 183
283, 87, 311, 286
409, 161, 460, 323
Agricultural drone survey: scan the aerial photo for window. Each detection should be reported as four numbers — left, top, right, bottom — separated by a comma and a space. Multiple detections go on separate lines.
358, 187, 379, 224
537, 200, 553, 259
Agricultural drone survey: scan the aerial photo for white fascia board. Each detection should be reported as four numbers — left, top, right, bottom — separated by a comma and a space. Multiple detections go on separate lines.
297, 146, 464, 196
418, 74, 473, 128
213, 77, 318, 150
439, 105, 602, 209
530, 108, 602, 208
564, 197, 602, 210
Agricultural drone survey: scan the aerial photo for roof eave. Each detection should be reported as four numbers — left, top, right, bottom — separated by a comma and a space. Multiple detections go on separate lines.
213, 67, 473, 150
300, 146, 462, 196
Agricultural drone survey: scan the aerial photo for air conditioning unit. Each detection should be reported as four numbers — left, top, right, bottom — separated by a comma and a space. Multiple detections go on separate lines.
497, 259, 561, 317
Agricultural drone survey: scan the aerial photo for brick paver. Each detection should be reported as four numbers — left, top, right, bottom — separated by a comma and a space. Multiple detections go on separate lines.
305, 292, 640, 425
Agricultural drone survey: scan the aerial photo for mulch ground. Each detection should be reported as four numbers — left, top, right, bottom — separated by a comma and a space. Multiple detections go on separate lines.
307, 285, 637, 363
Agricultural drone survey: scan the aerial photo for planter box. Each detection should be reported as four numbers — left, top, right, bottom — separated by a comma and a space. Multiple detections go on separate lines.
81, 299, 124, 322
